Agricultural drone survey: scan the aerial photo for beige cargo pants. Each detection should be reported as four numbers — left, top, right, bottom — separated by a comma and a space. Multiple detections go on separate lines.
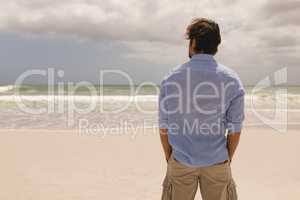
161, 154, 237, 200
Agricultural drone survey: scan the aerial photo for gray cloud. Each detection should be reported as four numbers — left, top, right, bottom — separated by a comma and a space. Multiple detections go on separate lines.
0, 0, 299, 85
0, 0, 249, 43
263, 0, 300, 15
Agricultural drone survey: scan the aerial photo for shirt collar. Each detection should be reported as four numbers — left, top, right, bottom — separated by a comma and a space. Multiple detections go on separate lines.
190, 54, 215, 61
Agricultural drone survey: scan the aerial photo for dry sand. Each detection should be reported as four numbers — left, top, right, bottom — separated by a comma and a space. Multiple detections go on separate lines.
0, 127, 300, 200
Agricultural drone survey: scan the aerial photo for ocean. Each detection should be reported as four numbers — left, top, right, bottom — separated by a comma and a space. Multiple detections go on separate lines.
0, 85, 300, 131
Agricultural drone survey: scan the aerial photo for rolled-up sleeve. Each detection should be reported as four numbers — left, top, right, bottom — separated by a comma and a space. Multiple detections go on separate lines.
226, 88, 245, 134
158, 80, 168, 129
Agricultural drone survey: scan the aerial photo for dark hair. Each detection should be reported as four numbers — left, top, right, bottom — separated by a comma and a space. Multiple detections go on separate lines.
186, 18, 221, 55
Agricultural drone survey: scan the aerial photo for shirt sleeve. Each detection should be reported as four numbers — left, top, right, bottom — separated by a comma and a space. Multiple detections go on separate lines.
158, 80, 168, 129
225, 86, 245, 134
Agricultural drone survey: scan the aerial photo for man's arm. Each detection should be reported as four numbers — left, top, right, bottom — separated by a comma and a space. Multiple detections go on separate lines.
225, 82, 244, 163
227, 132, 241, 162
158, 80, 171, 163
160, 128, 172, 162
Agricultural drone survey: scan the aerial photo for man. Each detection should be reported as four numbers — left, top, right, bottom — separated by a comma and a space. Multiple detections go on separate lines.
159, 18, 244, 200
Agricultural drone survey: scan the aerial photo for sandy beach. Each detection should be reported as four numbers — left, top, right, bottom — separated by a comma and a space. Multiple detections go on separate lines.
1, 127, 299, 200
0, 0, 299, 199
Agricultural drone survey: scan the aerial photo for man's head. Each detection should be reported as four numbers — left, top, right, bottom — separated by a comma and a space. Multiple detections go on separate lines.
186, 18, 221, 58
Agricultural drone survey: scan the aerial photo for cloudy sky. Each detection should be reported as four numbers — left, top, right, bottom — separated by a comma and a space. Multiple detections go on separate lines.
0, 0, 299, 85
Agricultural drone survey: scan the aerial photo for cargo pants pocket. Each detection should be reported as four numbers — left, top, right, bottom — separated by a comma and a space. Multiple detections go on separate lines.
161, 175, 172, 200
227, 179, 238, 200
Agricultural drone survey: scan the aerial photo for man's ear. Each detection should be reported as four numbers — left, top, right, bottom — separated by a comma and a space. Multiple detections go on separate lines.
191, 38, 197, 50
190, 39, 199, 53
189, 39, 197, 58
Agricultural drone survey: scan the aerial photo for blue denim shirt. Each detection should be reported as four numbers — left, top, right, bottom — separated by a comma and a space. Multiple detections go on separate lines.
159, 54, 245, 167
